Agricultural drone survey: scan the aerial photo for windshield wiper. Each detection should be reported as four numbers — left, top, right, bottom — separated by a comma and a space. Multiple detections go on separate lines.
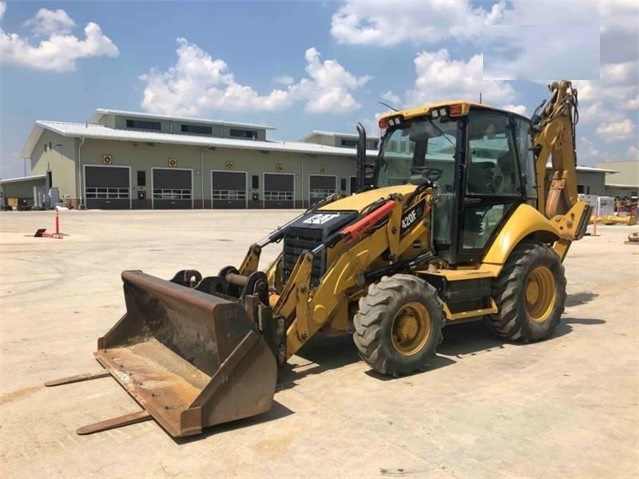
424, 116, 455, 147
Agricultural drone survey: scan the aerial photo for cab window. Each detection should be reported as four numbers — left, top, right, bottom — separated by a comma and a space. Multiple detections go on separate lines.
466, 111, 519, 196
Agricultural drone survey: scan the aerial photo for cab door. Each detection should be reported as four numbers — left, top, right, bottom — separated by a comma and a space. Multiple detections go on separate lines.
455, 108, 524, 265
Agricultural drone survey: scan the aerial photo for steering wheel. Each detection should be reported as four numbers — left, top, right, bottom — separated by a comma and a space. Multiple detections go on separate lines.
410, 167, 443, 183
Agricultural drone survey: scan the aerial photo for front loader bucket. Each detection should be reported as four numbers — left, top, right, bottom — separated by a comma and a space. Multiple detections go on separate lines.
94, 270, 277, 438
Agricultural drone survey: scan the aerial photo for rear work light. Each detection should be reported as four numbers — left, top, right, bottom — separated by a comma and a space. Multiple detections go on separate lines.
449, 104, 463, 116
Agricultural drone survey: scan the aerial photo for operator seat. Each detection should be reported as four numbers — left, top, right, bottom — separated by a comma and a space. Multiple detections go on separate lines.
466, 161, 496, 194
496, 151, 517, 194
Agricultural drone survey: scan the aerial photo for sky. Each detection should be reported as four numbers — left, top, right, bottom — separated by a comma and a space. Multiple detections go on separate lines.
0, 0, 637, 179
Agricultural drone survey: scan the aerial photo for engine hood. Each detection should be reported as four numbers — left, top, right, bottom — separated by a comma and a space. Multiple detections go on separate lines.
318, 185, 418, 213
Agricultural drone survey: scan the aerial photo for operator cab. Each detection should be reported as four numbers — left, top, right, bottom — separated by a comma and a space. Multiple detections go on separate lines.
367, 103, 536, 266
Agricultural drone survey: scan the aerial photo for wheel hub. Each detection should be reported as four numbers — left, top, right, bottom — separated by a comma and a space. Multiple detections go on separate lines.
525, 266, 557, 323
391, 302, 431, 356
396, 316, 419, 342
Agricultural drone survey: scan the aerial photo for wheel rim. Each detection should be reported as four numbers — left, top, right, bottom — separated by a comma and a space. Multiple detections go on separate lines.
391, 301, 431, 356
525, 266, 557, 323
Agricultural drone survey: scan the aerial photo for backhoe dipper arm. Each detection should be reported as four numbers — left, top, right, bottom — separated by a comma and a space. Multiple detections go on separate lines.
529, 80, 592, 260
530, 80, 580, 219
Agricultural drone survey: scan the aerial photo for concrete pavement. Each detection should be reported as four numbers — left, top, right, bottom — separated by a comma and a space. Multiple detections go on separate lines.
1, 210, 637, 478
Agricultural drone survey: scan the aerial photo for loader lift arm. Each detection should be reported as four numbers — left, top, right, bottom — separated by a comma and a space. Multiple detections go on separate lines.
273, 198, 399, 357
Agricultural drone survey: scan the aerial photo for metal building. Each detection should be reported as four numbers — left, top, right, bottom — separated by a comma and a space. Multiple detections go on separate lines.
298, 130, 380, 151
568, 164, 618, 196
17, 109, 375, 210
0, 174, 47, 210
597, 160, 639, 198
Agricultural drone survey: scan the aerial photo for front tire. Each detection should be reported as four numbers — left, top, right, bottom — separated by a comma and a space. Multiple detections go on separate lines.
353, 274, 444, 376
485, 241, 566, 342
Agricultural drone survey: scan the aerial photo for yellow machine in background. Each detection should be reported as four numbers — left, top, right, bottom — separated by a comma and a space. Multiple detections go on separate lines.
49, 81, 591, 437
591, 214, 637, 226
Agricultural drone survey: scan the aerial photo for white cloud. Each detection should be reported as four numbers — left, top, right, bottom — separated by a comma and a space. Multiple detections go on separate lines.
327, 0, 636, 163
397, 49, 520, 112
502, 104, 527, 116
24, 8, 75, 37
291, 47, 370, 113
599, 0, 639, 34
627, 96, 639, 110
578, 136, 602, 162
140, 39, 370, 116
626, 145, 639, 159
582, 101, 605, 120
596, 119, 637, 142
495, 1, 638, 128
497, 0, 600, 26
528, 2, 639, 158
574, 59, 638, 136
480, 1, 638, 81
601, 61, 637, 83
482, 24, 600, 81
274, 75, 294, 86
140, 39, 290, 116
0, 2, 5, 21
330, 0, 505, 46
381, 90, 402, 107
0, 3, 118, 71
574, 76, 638, 118
357, 113, 384, 139
343, 1, 636, 123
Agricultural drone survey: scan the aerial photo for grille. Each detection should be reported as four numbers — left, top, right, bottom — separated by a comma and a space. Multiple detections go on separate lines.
283, 227, 326, 287
280, 210, 358, 288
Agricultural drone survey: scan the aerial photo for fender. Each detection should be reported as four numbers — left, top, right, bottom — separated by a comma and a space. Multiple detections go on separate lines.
482, 204, 562, 266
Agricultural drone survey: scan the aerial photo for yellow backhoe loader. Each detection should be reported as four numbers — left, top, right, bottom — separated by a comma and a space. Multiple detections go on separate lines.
48, 80, 591, 438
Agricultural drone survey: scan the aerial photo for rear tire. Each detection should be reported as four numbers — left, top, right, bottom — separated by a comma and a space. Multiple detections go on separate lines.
485, 241, 566, 342
353, 274, 444, 376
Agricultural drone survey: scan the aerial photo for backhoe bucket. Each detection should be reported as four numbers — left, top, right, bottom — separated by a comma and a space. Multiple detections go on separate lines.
94, 270, 277, 438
